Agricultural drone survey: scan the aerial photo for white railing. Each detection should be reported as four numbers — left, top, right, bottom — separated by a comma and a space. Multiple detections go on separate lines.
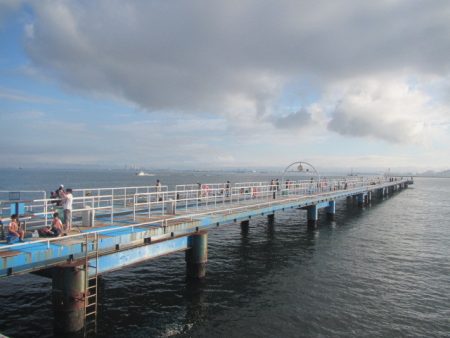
0, 190, 47, 220
0, 177, 408, 255
1, 176, 404, 237
73, 185, 168, 209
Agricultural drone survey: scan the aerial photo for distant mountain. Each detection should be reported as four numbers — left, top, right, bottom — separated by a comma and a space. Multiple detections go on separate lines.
437, 170, 450, 177
417, 169, 450, 177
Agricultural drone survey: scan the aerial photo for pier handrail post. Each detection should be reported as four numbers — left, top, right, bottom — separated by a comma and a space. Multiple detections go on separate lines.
133, 194, 136, 221
44, 192, 48, 227
111, 194, 114, 224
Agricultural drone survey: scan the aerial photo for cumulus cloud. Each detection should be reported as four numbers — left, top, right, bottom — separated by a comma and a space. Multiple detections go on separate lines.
272, 108, 313, 130
327, 77, 439, 143
11, 0, 448, 152
0, 0, 23, 27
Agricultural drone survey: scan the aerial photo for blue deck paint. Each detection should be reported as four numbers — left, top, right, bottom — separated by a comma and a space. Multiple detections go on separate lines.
89, 236, 190, 275
0, 179, 411, 278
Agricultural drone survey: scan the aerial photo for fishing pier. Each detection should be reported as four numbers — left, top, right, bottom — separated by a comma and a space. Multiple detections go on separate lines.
0, 175, 412, 334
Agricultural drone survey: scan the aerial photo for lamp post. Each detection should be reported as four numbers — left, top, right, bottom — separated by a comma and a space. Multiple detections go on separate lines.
282, 161, 321, 190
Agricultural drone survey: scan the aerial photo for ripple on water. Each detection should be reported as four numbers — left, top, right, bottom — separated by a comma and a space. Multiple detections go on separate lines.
0, 176, 449, 337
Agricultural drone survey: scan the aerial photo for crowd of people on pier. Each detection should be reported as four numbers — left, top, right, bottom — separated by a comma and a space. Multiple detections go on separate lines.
0, 185, 74, 243
45, 185, 73, 236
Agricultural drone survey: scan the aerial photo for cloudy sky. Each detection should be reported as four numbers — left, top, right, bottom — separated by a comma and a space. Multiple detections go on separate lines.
1, 0, 449, 171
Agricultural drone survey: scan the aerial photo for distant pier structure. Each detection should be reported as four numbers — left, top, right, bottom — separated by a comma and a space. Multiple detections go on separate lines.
0, 174, 413, 334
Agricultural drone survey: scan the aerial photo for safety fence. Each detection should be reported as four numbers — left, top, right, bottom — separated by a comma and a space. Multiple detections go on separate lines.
0, 177, 407, 259
0, 176, 398, 235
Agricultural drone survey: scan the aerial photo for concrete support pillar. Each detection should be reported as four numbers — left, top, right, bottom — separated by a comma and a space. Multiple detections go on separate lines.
346, 196, 352, 204
326, 200, 336, 220
52, 264, 86, 334
364, 194, 369, 205
267, 213, 274, 223
357, 193, 365, 208
240, 219, 249, 232
307, 205, 318, 226
186, 231, 208, 279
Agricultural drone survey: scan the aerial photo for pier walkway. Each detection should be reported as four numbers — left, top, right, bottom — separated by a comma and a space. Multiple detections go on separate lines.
0, 176, 412, 278
0, 176, 412, 334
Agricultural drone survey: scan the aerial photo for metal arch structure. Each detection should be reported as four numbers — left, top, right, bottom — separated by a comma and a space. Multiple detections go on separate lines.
282, 161, 321, 185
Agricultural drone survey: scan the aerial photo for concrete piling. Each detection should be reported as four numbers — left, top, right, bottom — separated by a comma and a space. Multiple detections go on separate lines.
186, 232, 208, 279
52, 264, 86, 334
357, 193, 365, 208
326, 200, 336, 220
307, 205, 318, 226
240, 219, 249, 233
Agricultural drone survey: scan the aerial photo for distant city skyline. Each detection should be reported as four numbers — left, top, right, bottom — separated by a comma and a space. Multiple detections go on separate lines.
1, 1, 449, 172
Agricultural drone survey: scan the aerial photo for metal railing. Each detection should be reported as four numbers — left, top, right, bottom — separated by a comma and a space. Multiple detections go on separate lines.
0, 177, 408, 257
0, 176, 405, 243
73, 185, 168, 209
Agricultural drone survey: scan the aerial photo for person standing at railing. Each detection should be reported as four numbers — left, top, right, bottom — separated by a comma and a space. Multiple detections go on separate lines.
203, 184, 210, 197
197, 182, 202, 201
56, 185, 65, 206
225, 181, 231, 197
270, 179, 276, 199
0, 219, 4, 240
60, 188, 73, 233
7, 214, 24, 244
156, 179, 162, 201
250, 187, 255, 198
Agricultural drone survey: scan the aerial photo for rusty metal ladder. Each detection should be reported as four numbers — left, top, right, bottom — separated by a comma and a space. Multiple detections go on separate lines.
84, 232, 99, 335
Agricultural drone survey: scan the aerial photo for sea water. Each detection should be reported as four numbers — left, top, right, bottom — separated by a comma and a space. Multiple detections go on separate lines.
0, 169, 448, 337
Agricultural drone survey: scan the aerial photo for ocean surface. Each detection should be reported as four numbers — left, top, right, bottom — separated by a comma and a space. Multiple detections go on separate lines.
0, 169, 449, 338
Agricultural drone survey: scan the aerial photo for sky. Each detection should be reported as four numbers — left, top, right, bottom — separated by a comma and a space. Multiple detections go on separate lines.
0, 0, 449, 172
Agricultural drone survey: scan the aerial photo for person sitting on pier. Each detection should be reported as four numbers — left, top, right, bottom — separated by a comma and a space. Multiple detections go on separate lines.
7, 214, 24, 244
38, 224, 54, 237
51, 212, 63, 236
38, 212, 63, 237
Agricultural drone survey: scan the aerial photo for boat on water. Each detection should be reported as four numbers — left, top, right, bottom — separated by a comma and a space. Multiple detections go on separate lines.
136, 171, 154, 176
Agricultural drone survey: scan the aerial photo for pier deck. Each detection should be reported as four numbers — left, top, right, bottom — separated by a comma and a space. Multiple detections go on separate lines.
0, 177, 412, 278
